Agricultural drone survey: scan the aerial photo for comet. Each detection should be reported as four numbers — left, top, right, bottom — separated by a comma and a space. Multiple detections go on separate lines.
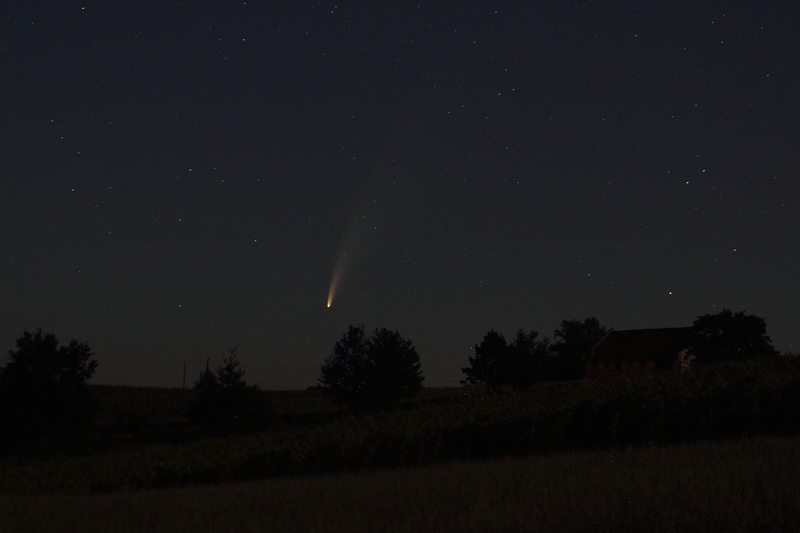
326, 251, 347, 308
327, 200, 375, 308
325, 167, 389, 308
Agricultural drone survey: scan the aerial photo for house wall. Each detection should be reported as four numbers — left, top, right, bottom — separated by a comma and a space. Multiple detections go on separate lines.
584, 359, 657, 378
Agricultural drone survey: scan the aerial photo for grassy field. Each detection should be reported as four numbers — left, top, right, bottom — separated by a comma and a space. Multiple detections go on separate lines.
0, 356, 799, 496
0, 434, 797, 532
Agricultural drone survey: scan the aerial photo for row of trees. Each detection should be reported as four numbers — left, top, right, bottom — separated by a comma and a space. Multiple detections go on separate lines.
317, 318, 608, 408
0, 326, 423, 452
322, 309, 781, 406
0, 309, 781, 452
461, 310, 779, 390
461, 317, 608, 390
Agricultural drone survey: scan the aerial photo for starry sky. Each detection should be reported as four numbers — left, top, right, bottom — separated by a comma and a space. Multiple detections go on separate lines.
1, 3, 797, 389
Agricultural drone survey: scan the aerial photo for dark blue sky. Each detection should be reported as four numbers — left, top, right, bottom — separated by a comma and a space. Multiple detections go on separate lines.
1, 2, 797, 388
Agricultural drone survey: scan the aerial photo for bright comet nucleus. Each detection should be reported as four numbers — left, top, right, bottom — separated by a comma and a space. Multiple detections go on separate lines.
327, 249, 349, 309
326, 277, 337, 308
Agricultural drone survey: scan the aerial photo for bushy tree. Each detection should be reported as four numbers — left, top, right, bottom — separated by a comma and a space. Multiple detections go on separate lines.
550, 317, 608, 380
187, 347, 273, 429
0, 329, 99, 452
319, 325, 424, 412
461, 329, 549, 390
689, 309, 777, 366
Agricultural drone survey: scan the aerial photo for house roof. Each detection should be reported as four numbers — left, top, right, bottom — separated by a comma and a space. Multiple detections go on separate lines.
589, 327, 692, 362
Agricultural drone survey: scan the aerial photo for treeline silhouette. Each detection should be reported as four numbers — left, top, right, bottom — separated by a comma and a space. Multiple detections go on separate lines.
462, 317, 608, 390
0, 309, 784, 456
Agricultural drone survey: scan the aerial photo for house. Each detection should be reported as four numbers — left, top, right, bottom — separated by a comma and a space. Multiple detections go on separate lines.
585, 327, 693, 378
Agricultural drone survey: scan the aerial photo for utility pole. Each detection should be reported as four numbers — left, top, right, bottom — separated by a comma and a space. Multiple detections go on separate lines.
183, 362, 186, 389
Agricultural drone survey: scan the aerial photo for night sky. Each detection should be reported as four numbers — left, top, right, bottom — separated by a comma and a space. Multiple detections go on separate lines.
1, 3, 797, 389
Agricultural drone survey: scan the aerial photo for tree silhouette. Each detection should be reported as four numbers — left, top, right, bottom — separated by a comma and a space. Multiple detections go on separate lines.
461, 330, 507, 389
550, 317, 608, 380
0, 329, 99, 452
689, 309, 777, 366
506, 329, 549, 389
461, 329, 548, 390
215, 348, 247, 387
365, 328, 425, 410
187, 347, 273, 428
318, 325, 370, 411
195, 358, 218, 391
319, 325, 424, 412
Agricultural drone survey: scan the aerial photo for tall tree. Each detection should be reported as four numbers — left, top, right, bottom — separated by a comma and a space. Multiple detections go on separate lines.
689, 309, 777, 366
550, 317, 608, 380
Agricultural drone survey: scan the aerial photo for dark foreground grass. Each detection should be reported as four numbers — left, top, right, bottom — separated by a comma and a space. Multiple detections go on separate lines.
2, 357, 799, 495
0, 435, 797, 533
90, 385, 343, 436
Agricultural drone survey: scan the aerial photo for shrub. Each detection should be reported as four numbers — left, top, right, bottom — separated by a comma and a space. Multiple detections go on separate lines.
187, 347, 273, 429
